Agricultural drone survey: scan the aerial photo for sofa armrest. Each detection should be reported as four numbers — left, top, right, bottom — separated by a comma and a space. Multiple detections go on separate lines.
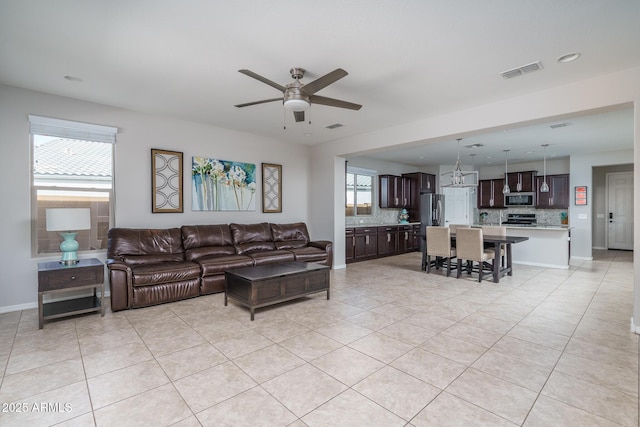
309, 240, 333, 268
106, 259, 132, 311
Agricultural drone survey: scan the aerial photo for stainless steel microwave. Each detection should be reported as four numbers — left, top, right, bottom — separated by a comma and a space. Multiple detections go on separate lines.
504, 192, 535, 207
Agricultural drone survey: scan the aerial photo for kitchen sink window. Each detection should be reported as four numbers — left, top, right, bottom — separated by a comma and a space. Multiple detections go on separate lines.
346, 167, 374, 217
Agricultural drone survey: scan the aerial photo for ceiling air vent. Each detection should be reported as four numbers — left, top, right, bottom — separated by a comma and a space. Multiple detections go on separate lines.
500, 61, 544, 79
549, 122, 569, 129
325, 123, 343, 130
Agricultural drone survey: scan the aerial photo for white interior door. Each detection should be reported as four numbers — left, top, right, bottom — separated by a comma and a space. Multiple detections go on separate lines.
443, 187, 471, 226
607, 171, 633, 250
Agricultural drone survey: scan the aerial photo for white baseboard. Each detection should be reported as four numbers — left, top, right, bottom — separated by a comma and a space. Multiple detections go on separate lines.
570, 255, 594, 261
512, 260, 569, 270
333, 264, 347, 270
0, 301, 38, 314
0, 290, 111, 315
631, 317, 640, 335
592, 246, 607, 250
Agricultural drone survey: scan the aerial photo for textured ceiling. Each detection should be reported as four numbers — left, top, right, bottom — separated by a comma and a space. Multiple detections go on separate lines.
1, 1, 638, 164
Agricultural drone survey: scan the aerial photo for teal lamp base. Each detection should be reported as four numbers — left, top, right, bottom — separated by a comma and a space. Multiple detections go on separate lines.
59, 232, 80, 265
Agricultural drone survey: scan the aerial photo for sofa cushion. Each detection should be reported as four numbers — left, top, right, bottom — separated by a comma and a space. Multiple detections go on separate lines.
198, 254, 255, 276
286, 246, 328, 263
230, 223, 276, 254
122, 254, 185, 266
181, 224, 233, 249
131, 261, 201, 287
270, 222, 310, 250
108, 228, 185, 259
246, 250, 295, 266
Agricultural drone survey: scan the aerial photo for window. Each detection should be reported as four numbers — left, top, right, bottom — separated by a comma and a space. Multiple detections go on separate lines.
30, 115, 117, 256
346, 168, 374, 216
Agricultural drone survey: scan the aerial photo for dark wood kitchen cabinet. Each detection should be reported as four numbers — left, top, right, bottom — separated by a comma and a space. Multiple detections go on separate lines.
379, 175, 406, 208
354, 227, 378, 261
377, 226, 398, 256
535, 174, 570, 208
402, 172, 436, 221
398, 224, 419, 253
478, 179, 505, 208
345, 228, 355, 263
506, 171, 536, 193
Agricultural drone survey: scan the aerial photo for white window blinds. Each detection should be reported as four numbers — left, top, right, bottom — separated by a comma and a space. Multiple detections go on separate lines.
28, 115, 118, 144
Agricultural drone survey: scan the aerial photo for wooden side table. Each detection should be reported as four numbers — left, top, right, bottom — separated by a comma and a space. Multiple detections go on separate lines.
37, 258, 105, 329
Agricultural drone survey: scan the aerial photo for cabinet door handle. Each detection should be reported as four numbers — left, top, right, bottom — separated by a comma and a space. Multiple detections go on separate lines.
71, 276, 76, 280
352, 238, 356, 247
405, 232, 409, 240
365, 235, 369, 245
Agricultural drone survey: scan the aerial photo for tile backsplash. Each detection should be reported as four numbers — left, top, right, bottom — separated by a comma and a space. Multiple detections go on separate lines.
476, 207, 568, 225
346, 208, 403, 226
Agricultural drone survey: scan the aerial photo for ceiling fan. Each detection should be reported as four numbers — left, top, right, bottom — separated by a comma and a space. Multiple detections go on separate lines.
234, 68, 362, 123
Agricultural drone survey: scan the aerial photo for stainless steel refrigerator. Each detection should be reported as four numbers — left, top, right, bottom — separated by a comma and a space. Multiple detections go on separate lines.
419, 193, 445, 252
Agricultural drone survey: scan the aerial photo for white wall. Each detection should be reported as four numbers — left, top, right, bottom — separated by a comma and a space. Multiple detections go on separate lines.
0, 84, 311, 312
569, 149, 633, 259
311, 65, 640, 330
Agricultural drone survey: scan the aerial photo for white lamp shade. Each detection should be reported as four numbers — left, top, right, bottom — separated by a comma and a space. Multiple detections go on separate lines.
46, 208, 91, 232
283, 99, 310, 111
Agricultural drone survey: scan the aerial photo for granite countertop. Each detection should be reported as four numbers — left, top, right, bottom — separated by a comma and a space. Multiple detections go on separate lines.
347, 222, 421, 228
475, 223, 572, 230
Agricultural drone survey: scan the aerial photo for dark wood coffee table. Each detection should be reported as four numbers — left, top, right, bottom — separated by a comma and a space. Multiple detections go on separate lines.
224, 261, 330, 320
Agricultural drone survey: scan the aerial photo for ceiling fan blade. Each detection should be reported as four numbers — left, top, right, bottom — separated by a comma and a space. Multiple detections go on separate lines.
310, 95, 362, 110
293, 111, 305, 122
302, 68, 348, 95
234, 97, 283, 108
238, 69, 286, 92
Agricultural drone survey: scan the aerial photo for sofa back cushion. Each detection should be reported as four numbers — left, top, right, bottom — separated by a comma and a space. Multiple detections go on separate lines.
270, 222, 310, 250
230, 223, 275, 254
107, 228, 185, 261
181, 224, 236, 261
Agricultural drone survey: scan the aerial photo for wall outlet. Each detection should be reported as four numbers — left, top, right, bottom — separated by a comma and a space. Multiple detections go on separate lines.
596, 213, 605, 219
578, 213, 588, 220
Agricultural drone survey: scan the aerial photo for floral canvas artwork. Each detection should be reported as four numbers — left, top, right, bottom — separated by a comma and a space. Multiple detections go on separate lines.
192, 157, 256, 211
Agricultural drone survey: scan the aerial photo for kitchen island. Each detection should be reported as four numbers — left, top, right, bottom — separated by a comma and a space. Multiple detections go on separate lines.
498, 225, 572, 269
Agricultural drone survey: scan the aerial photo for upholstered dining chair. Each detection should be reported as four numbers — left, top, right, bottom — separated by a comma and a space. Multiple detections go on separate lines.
455, 227, 496, 282
448, 224, 470, 249
448, 224, 470, 233
481, 225, 507, 267
425, 226, 457, 277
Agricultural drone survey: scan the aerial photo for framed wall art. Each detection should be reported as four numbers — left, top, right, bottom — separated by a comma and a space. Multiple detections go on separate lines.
575, 186, 587, 206
192, 157, 256, 211
151, 149, 183, 213
262, 163, 282, 213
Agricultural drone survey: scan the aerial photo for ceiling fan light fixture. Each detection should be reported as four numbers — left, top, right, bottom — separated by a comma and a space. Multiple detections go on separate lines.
283, 98, 310, 111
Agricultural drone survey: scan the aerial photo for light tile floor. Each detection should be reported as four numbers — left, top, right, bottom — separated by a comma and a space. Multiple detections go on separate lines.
0, 250, 637, 426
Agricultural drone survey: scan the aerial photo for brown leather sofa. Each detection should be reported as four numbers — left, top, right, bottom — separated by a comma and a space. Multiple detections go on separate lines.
107, 222, 332, 311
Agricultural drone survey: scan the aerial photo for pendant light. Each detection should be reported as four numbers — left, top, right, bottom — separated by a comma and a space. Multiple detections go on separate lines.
502, 150, 511, 194
441, 138, 478, 187
540, 144, 550, 192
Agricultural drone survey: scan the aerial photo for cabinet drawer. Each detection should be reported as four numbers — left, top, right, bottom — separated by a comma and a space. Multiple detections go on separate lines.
355, 227, 376, 234
39, 266, 103, 291
377, 226, 397, 232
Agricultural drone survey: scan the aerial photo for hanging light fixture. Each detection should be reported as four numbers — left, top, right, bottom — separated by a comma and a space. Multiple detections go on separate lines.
540, 144, 550, 192
502, 150, 511, 194
441, 138, 478, 187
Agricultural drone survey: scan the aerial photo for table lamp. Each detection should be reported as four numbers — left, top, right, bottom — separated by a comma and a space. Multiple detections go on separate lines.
45, 208, 91, 265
